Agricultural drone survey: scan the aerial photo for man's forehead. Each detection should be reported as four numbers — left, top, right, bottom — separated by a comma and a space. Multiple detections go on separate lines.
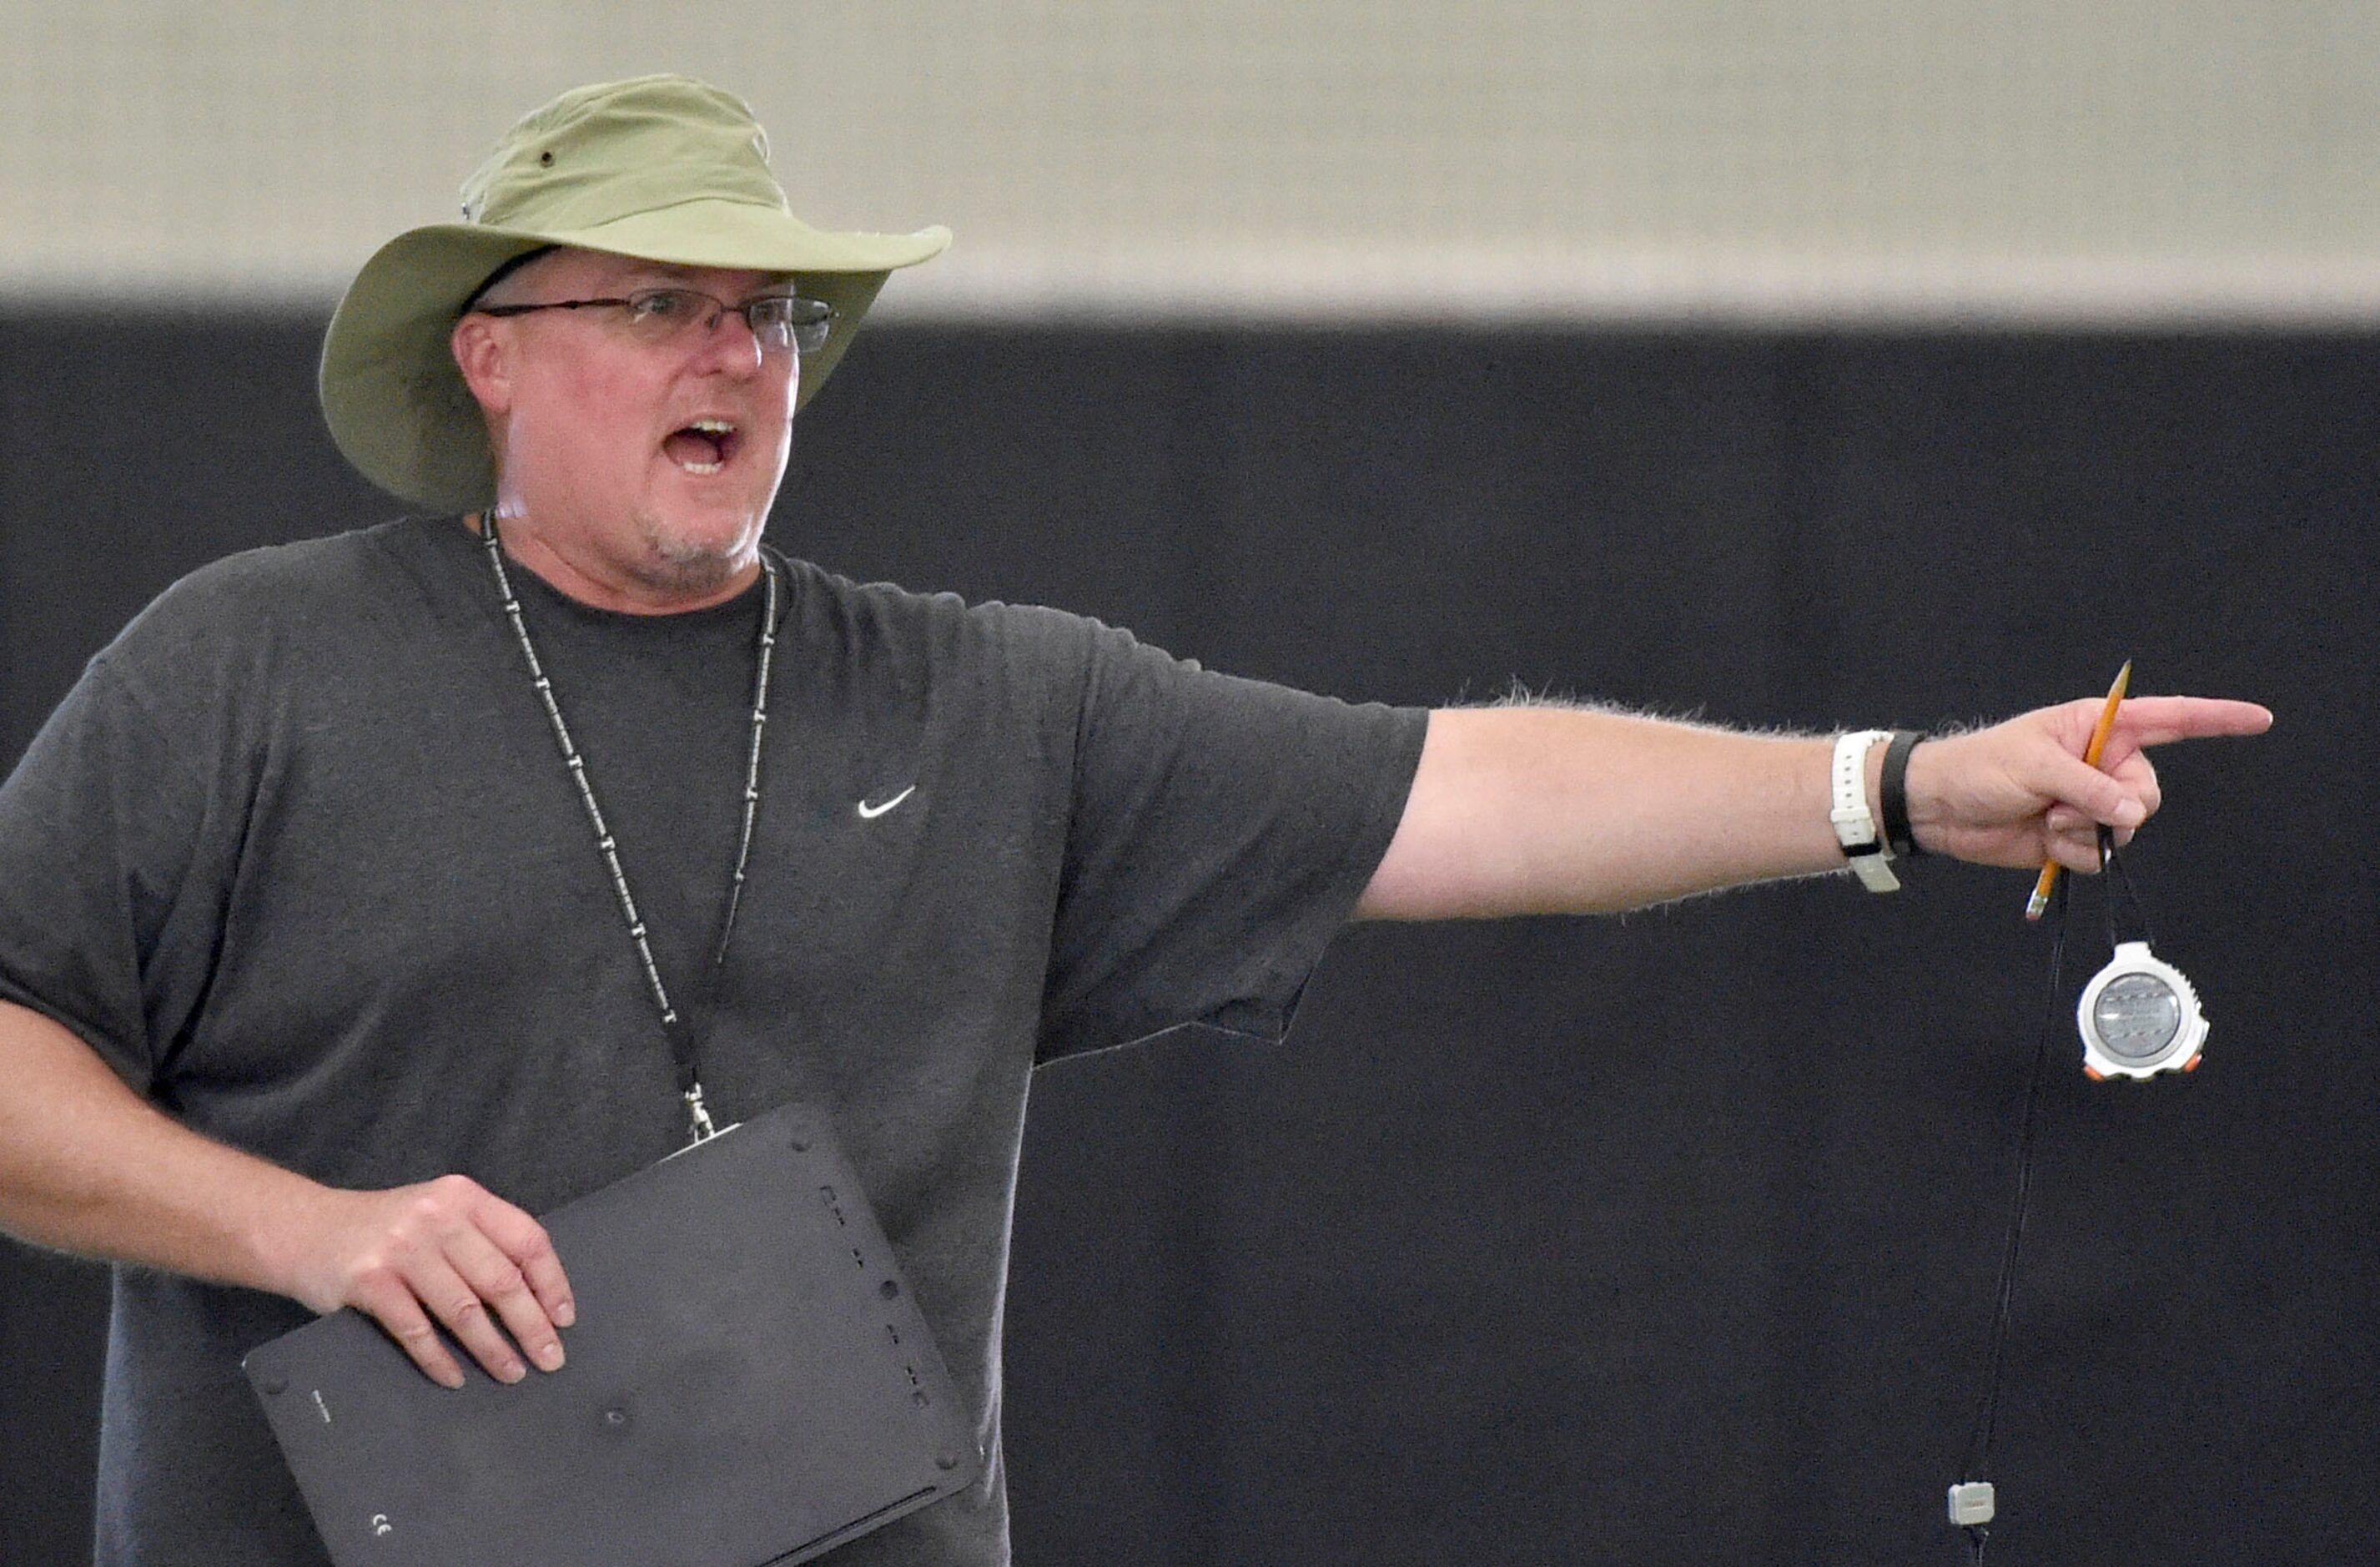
526, 247, 794, 294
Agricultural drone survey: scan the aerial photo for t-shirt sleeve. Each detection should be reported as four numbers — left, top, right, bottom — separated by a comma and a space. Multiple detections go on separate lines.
0, 653, 228, 1093
1035, 620, 1427, 1063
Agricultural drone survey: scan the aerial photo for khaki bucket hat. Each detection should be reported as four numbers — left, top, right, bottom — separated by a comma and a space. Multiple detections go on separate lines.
320, 74, 949, 512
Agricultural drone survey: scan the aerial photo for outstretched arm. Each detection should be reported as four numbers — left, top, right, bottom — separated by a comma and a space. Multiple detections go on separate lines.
1354, 696, 2273, 920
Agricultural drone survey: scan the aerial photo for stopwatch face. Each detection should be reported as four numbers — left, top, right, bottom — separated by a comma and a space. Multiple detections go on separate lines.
2091, 971, 2184, 1065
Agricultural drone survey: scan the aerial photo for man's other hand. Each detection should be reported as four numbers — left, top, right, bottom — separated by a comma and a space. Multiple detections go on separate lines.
279, 1177, 575, 1389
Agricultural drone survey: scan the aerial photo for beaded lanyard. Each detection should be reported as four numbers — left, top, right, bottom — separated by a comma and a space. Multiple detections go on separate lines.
479, 515, 781, 1146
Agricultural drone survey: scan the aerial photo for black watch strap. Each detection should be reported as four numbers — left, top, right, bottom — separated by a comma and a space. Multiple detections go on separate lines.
1880, 728, 1927, 859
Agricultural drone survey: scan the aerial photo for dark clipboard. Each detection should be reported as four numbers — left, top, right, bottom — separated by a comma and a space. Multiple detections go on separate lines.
241, 1102, 982, 1567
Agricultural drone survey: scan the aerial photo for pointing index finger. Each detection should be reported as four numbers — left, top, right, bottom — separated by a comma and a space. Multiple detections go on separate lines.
2105, 696, 2273, 750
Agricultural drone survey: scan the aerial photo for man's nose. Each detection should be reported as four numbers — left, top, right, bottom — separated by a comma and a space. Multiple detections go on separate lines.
692, 304, 764, 375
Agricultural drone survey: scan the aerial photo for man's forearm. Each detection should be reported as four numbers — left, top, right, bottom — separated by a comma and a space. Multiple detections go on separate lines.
0, 999, 328, 1294
1356, 707, 1854, 919
0, 998, 575, 1388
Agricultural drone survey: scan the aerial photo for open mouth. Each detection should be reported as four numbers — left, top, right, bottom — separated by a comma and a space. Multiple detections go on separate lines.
662, 418, 741, 476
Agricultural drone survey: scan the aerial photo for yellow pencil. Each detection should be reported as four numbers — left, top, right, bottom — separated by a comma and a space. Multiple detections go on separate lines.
2025, 658, 2132, 921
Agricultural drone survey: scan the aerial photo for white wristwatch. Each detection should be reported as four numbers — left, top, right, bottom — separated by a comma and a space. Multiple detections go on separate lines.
1829, 729, 1899, 893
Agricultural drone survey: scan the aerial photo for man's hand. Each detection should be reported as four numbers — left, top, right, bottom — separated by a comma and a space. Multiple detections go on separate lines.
1902, 696, 2275, 872
277, 1177, 574, 1390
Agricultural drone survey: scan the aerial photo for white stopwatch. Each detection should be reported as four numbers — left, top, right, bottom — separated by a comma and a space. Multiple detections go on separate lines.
2076, 940, 2208, 1079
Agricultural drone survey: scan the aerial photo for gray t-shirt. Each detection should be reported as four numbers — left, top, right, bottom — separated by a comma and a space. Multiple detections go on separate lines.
0, 516, 1426, 1566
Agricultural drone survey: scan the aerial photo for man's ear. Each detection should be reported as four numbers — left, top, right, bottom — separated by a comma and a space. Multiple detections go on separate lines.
450, 314, 513, 416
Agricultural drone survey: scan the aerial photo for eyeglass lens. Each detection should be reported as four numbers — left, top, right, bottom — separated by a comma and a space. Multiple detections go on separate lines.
628, 290, 832, 354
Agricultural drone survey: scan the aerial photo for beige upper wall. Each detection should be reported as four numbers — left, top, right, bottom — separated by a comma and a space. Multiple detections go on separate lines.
4, 0, 2375, 320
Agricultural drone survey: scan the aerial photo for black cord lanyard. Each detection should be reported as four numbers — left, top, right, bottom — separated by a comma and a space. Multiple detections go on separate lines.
1957, 828, 2151, 1564
479, 515, 782, 1145
1956, 869, 2065, 1564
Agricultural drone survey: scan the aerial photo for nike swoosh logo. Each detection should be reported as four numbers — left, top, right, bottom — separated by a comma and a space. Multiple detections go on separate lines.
856, 785, 917, 820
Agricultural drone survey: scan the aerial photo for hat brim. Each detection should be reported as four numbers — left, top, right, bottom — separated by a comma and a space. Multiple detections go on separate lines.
320, 199, 949, 512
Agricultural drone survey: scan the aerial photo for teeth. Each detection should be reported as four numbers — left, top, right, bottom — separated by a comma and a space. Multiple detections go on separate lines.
673, 417, 733, 474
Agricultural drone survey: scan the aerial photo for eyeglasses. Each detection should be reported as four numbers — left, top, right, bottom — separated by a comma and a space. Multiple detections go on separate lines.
471, 287, 835, 355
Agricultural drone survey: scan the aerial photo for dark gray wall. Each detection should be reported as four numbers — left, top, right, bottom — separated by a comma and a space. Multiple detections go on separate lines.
1, 316, 2369, 1565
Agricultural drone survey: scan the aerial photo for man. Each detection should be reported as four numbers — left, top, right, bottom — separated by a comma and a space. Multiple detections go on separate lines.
0, 75, 2267, 1566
